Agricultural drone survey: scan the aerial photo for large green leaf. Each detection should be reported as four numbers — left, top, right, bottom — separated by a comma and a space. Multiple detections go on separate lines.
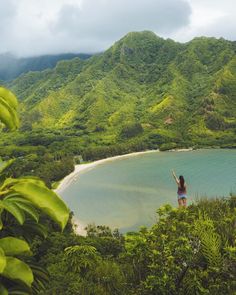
0, 247, 6, 273
0, 97, 19, 130
1, 177, 69, 229
0, 99, 15, 130
10, 179, 69, 229
0, 238, 31, 256
0, 196, 37, 226
1, 177, 45, 191
0, 87, 18, 110
2, 257, 33, 287
0, 86, 19, 131
4, 196, 39, 222
0, 200, 25, 225
13, 202, 39, 222
0, 159, 15, 174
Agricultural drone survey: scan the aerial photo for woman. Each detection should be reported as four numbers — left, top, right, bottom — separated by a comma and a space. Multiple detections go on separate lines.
171, 170, 187, 208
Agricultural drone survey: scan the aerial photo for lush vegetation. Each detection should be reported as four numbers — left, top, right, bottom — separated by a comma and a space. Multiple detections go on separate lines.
0, 87, 69, 294
33, 197, 236, 294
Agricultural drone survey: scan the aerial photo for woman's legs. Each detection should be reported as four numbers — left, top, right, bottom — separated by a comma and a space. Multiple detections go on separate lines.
178, 197, 187, 208
178, 198, 183, 208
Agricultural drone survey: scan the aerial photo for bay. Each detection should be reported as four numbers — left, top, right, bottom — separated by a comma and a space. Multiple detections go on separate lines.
60, 149, 236, 232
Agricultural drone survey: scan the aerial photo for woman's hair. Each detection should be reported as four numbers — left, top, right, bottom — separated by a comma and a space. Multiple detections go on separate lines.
179, 175, 185, 189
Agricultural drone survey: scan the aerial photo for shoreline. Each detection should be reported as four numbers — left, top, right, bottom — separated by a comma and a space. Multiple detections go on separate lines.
169, 147, 194, 152
55, 147, 195, 194
55, 149, 159, 194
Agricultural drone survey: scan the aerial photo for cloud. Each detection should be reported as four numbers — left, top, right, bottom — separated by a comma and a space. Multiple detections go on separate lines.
49, 0, 191, 53
0, 0, 16, 38
0, 0, 191, 56
0, 0, 235, 57
205, 15, 236, 40
52, 0, 191, 38
169, 0, 236, 42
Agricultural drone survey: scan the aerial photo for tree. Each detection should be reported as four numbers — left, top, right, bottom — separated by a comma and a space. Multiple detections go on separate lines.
64, 245, 100, 275
120, 123, 143, 139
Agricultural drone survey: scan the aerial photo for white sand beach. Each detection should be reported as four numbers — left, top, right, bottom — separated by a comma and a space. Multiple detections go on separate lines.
72, 218, 87, 236
55, 149, 159, 194
170, 148, 194, 152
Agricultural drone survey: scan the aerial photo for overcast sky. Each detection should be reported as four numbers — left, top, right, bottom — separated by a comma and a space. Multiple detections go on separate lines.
0, 0, 235, 57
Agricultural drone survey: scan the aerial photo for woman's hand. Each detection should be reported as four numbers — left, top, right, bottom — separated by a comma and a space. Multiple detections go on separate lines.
171, 170, 179, 184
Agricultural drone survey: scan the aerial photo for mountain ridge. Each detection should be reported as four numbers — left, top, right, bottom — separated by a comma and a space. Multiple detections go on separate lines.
0, 52, 92, 81
4, 30, 236, 146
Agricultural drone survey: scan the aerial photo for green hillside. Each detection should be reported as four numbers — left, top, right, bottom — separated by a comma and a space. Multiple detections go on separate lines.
7, 31, 236, 146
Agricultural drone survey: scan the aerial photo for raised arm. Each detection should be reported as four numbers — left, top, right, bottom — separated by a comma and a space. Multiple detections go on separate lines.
171, 169, 179, 185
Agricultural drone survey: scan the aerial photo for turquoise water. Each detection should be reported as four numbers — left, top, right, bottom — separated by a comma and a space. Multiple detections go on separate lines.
60, 149, 236, 232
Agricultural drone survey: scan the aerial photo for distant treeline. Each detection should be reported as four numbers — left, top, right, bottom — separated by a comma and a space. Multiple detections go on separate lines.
82, 140, 147, 161
1, 126, 235, 187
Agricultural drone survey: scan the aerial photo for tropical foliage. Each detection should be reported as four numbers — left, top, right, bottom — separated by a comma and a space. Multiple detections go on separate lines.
0, 87, 19, 131
32, 197, 236, 294
0, 87, 69, 294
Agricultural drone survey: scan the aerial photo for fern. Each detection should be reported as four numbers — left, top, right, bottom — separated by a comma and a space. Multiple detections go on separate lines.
64, 245, 100, 274
184, 271, 210, 295
194, 212, 222, 268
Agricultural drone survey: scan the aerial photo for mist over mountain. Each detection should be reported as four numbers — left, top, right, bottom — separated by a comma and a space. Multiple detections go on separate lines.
6, 31, 236, 146
0, 53, 92, 81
